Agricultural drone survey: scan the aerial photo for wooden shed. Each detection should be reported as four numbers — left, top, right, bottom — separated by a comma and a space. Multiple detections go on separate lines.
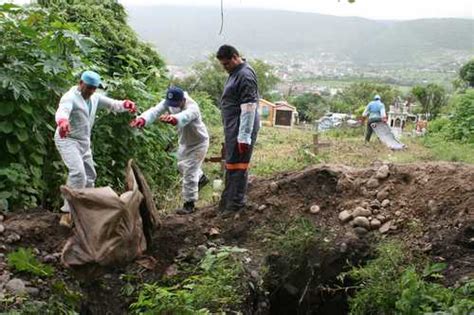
258, 99, 297, 128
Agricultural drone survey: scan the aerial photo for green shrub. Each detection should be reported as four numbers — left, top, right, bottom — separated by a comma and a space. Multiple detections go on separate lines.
130, 246, 247, 314
345, 241, 474, 314
0, 2, 176, 211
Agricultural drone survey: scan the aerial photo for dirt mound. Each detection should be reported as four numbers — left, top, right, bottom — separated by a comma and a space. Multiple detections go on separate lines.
1, 162, 473, 314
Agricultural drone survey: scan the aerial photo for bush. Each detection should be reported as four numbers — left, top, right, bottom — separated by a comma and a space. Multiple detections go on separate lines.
0, 2, 176, 211
448, 89, 474, 143
130, 246, 247, 314
345, 241, 474, 314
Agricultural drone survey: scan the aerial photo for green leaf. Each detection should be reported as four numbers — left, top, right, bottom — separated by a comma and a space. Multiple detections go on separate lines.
0, 121, 14, 133
0, 102, 15, 116
6, 139, 21, 154
0, 191, 12, 199
423, 262, 447, 278
30, 153, 43, 165
13, 120, 26, 128
19, 103, 33, 115
15, 128, 29, 142
7, 247, 54, 277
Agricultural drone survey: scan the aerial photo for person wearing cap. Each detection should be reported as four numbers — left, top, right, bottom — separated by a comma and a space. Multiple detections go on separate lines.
54, 70, 137, 227
362, 94, 387, 143
130, 87, 209, 215
216, 44, 260, 214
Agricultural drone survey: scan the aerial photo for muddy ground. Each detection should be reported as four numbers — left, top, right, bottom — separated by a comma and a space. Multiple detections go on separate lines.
0, 162, 473, 314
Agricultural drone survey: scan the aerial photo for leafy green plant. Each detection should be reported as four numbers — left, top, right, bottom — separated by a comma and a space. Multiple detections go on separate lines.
7, 248, 54, 277
344, 241, 474, 314
130, 246, 247, 314
2, 280, 81, 314
0, 1, 178, 211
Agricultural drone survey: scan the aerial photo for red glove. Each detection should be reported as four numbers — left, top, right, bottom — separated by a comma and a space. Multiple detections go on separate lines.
159, 114, 178, 126
123, 100, 137, 113
237, 142, 250, 154
57, 119, 70, 138
130, 117, 146, 128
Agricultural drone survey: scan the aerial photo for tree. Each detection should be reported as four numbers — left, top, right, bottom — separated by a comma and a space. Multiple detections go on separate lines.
290, 93, 329, 122
175, 56, 279, 106
459, 59, 474, 88
448, 89, 474, 143
332, 82, 401, 115
411, 84, 448, 119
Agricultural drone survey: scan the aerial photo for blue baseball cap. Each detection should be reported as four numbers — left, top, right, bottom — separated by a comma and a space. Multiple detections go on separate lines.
80, 70, 103, 88
164, 87, 185, 107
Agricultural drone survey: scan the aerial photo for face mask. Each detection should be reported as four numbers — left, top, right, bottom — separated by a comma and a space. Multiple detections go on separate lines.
169, 106, 181, 114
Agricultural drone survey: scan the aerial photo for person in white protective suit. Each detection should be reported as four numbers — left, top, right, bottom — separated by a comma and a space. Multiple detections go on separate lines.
54, 70, 137, 227
130, 86, 210, 215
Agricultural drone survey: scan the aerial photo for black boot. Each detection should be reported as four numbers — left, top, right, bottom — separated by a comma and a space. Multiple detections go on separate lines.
198, 174, 210, 191
176, 201, 195, 215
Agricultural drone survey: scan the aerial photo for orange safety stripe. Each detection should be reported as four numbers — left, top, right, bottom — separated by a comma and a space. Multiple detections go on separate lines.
225, 162, 250, 170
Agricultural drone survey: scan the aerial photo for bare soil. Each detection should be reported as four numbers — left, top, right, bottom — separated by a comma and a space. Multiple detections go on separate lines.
1, 162, 472, 314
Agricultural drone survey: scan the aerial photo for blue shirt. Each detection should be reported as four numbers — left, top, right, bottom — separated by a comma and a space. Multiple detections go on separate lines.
363, 100, 386, 120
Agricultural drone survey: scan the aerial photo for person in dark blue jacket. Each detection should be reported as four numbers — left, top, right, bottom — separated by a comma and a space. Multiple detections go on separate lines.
216, 45, 260, 213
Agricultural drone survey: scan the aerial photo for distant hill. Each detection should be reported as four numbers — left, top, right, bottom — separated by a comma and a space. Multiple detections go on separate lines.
126, 6, 474, 66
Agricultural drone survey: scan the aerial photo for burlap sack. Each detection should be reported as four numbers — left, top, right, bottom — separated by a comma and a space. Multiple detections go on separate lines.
60, 160, 155, 275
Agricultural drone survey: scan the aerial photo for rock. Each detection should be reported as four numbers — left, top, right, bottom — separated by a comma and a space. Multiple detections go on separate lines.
269, 182, 279, 193
258, 204, 267, 212
0, 224, 4, 234
353, 216, 370, 229
0, 272, 11, 287
366, 178, 379, 189
338, 210, 352, 223
164, 264, 178, 277
370, 200, 381, 209
337, 176, 354, 192
33, 248, 41, 255
5, 233, 21, 244
42, 255, 56, 263
428, 200, 438, 213
353, 227, 369, 237
379, 221, 392, 233
395, 211, 402, 217
372, 209, 380, 215
377, 190, 389, 201
26, 287, 40, 297
370, 219, 382, 229
340, 242, 348, 253
390, 225, 398, 230
5, 278, 26, 296
207, 227, 220, 236
352, 207, 371, 217
0, 215, 4, 222
310, 205, 320, 214
376, 214, 386, 222
381, 199, 390, 207
375, 165, 390, 179
193, 245, 208, 260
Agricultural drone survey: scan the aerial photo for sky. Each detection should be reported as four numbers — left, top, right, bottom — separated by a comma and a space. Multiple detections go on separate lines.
4, 0, 474, 20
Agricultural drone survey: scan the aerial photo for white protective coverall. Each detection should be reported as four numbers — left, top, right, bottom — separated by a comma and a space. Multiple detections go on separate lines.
139, 92, 209, 202
54, 86, 127, 212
